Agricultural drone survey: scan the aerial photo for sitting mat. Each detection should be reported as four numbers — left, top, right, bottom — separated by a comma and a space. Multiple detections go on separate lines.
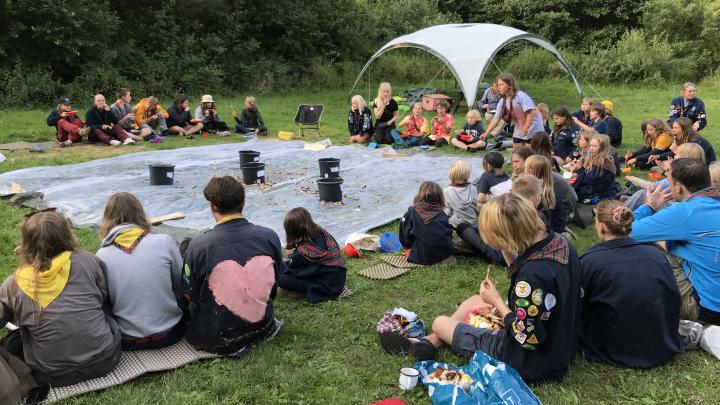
380, 255, 423, 268
42, 339, 219, 404
358, 263, 411, 280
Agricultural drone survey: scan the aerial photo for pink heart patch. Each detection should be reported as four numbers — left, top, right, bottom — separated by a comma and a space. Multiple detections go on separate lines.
207, 255, 276, 323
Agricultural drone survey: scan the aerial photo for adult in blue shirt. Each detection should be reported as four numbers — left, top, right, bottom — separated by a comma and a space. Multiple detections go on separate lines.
668, 82, 706, 132
630, 159, 720, 325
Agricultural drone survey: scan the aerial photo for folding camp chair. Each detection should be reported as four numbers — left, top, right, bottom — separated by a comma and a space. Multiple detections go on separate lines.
294, 104, 324, 137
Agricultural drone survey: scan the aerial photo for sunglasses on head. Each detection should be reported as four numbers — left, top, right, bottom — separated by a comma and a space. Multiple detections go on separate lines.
24, 207, 58, 219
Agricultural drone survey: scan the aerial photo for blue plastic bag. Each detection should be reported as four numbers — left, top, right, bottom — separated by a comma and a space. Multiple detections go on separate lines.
415, 351, 541, 405
379, 232, 402, 253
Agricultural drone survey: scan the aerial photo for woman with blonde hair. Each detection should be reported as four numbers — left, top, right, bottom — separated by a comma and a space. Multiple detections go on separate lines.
571, 133, 620, 200
373, 82, 399, 144
386, 194, 581, 383
580, 200, 682, 368
96, 192, 185, 350
347, 95, 373, 143
0, 211, 121, 385
525, 155, 566, 233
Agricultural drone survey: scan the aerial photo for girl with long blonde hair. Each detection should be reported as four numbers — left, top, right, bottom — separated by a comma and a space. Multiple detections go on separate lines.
525, 155, 566, 233
571, 133, 621, 200
372, 82, 399, 145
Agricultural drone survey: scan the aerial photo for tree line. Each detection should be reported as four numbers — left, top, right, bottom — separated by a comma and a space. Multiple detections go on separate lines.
0, 0, 717, 108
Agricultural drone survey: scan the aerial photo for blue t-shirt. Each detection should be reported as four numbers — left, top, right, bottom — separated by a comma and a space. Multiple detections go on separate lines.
592, 119, 607, 134
495, 91, 545, 140
476, 171, 510, 194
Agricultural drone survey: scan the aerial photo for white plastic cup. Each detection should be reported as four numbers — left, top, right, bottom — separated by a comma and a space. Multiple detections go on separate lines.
398, 367, 419, 390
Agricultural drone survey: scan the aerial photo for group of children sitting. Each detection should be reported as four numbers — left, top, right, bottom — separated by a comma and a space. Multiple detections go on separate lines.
7, 76, 717, 398
348, 82, 491, 151
46, 90, 267, 146
0, 177, 348, 400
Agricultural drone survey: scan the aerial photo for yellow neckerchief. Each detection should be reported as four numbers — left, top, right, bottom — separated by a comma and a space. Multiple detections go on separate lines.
113, 227, 146, 252
217, 214, 242, 224
15, 251, 72, 308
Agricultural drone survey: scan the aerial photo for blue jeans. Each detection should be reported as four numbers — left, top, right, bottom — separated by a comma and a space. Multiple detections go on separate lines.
390, 129, 421, 146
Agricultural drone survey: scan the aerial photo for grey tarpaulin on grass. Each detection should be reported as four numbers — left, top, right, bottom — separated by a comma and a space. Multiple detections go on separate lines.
0, 140, 485, 243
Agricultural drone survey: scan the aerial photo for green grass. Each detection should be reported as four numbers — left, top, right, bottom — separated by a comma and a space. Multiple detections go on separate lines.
1, 78, 719, 404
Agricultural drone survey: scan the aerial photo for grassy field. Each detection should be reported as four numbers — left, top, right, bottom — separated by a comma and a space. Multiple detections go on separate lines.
0, 78, 719, 404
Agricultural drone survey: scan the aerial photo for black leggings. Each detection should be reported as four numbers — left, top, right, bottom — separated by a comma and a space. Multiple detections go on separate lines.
456, 223, 506, 266
374, 123, 395, 144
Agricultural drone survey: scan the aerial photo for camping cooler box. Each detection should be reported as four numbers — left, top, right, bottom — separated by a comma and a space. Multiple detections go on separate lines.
422, 94, 452, 111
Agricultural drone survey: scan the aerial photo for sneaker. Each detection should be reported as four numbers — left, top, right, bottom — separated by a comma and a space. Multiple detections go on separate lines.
186, 135, 196, 140
122, 138, 135, 145
217, 130, 230, 136
109, 140, 121, 146
79, 127, 90, 137
379, 332, 438, 360
149, 136, 163, 144
60, 140, 73, 148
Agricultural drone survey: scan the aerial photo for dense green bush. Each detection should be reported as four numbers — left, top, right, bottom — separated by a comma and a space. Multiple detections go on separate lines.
2, 0, 720, 108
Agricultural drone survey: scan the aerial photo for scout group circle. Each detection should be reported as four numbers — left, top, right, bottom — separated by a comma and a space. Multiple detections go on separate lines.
1, 73, 718, 401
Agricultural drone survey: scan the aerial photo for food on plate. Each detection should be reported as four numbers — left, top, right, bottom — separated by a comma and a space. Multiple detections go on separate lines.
464, 306, 504, 331
428, 367, 473, 389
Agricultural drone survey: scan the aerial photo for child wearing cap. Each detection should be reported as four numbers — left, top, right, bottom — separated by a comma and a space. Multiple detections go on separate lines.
602, 99, 623, 147
46, 97, 89, 146
399, 181, 453, 265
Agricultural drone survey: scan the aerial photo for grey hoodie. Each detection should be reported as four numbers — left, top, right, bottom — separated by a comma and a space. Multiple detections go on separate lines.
443, 184, 478, 228
96, 224, 183, 338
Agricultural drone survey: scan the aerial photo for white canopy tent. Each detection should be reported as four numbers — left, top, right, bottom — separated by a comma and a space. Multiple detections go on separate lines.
349, 23, 582, 107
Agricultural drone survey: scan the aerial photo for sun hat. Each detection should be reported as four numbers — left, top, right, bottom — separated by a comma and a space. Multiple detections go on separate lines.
201, 95, 214, 103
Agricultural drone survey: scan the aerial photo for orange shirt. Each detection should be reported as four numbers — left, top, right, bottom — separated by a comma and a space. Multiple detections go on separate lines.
431, 113, 455, 141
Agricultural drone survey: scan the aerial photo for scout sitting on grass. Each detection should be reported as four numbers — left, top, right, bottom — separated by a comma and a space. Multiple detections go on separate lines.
383, 194, 582, 384
277, 207, 346, 303
399, 181, 453, 265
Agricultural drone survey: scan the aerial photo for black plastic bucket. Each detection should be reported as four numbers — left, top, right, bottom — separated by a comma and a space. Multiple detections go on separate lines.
241, 162, 266, 184
239, 150, 261, 167
318, 157, 341, 178
317, 177, 343, 202
149, 164, 175, 185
